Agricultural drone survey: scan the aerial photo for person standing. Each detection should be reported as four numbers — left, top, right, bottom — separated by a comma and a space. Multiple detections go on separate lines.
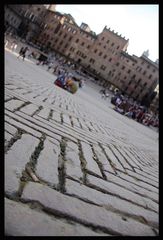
47, 62, 53, 71
79, 79, 82, 88
22, 47, 29, 61
17, 46, 29, 61
17, 47, 24, 59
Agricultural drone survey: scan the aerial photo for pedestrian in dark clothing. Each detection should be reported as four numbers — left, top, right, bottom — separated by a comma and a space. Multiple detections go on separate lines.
17, 47, 24, 59
22, 47, 29, 61
17, 46, 29, 61
79, 79, 83, 88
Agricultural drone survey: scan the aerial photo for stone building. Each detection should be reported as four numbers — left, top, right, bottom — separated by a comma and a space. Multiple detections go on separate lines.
36, 9, 158, 104
5, 5, 159, 107
5, 4, 47, 41
36, 10, 79, 52
113, 52, 159, 102
81, 26, 129, 87
5, 5, 23, 34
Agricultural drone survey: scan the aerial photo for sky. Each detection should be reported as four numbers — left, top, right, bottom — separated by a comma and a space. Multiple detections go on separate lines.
56, 4, 159, 62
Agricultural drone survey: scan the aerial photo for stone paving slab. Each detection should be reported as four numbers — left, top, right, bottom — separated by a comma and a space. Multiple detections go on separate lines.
5, 94, 14, 101
118, 146, 143, 170
62, 113, 72, 126
108, 145, 134, 171
65, 178, 158, 229
5, 109, 78, 143
20, 103, 39, 116
104, 171, 158, 203
116, 171, 158, 194
81, 141, 102, 177
134, 168, 159, 184
5, 114, 42, 138
5, 134, 39, 196
138, 166, 158, 178
5, 50, 159, 236
51, 110, 61, 123
5, 198, 109, 236
125, 169, 158, 189
5, 131, 13, 143
87, 175, 158, 213
37, 108, 50, 119
65, 141, 83, 181
35, 138, 60, 187
21, 182, 156, 236
79, 118, 89, 131
5, 122, 17, 136
102, 144, 126, 172
5, 99, 25, 111
92, 143, 116, 174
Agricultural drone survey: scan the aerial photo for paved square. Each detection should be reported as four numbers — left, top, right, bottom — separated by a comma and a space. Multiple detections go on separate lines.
5, 49, 158, 236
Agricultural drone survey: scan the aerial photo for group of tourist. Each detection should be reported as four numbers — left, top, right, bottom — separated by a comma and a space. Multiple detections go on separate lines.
5, 38, 30, 61
100, 89, 110, 99
112, 92, 159, 128
5, 36, 159, 128
35, 53, 84, 91
54, 70, 79, 94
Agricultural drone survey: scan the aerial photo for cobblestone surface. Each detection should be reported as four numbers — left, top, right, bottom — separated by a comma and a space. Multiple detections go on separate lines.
5, 49, 159, 236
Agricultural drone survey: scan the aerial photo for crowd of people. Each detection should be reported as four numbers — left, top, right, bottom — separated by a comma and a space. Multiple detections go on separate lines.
111, 92, 159, 129
35, 53, 84, 91
99, 89, 110, 99
5, 36, 84, 94
5, 38, 30, 61
54, 71, 76, 93
5, 36, 159, 129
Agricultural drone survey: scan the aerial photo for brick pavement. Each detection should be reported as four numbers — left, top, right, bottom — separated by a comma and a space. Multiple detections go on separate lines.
5, 50, 159, 236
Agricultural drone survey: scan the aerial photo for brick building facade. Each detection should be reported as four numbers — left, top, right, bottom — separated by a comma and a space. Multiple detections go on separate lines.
5, 4, 47, 41
5, 5, 159, 108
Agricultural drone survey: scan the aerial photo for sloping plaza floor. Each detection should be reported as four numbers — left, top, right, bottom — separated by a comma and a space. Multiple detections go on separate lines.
5, 49, 159, 236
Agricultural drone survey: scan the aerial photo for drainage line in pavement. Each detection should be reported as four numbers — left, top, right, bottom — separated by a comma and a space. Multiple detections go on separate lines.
5, 97, 14, 103
118, 145, 142, 171
69, 115, 74, 127
113, 144, 136, 172
5, 128, 25, 153
91, 143, 107, 180
99, 143, 117, 175
19, 198, 115, 235
13, 101, 31, 113
43, 97, 48, 102
5, 192, 20, 202
47, 109, 53, 121
78, 140, 87, 185
31, 105, 43, 117
115, 145, 139, 172
41, 203, 118, 236
86, 181, 158, 214
16, 134, 46, 197
58, 137, 67, 193
60, 112, 63, 124
27, 133, 46, 171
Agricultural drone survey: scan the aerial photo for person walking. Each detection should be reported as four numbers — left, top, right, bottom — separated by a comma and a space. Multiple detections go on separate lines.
22, 47, 29, 61
47, 62, 53, 71
17, 46, 29, 61
17, 47, 24, 59
79, 79, 83, 88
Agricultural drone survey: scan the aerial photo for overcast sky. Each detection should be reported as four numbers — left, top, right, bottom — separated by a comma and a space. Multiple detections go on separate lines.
56, 4, 159, 62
